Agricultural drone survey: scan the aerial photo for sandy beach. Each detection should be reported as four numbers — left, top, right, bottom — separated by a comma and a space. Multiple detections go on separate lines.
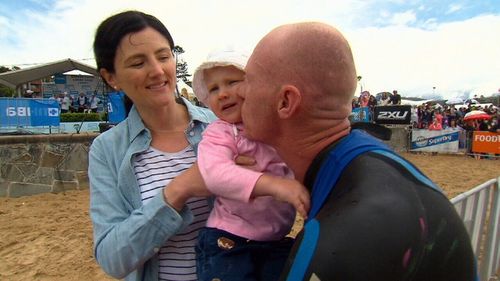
0, 152, 498, 281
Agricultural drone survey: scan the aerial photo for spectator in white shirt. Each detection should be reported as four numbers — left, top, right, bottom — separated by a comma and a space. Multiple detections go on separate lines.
89, 93, 100, 113
60, 92, 71, 113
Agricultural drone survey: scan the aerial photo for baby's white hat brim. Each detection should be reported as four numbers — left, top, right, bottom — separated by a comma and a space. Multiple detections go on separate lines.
192, 48, 248, 105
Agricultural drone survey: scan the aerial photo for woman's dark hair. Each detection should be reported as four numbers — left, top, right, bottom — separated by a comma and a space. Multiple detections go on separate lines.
93, 10, 174, 74
93, 11, 178, 114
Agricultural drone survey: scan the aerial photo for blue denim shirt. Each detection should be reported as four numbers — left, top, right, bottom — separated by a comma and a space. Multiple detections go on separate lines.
89, 99, 216, 281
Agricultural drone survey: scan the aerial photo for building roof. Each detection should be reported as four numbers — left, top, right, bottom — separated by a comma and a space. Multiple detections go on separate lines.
0, 58, 98, 88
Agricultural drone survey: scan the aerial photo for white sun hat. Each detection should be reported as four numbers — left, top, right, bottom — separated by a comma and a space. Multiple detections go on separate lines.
192, 47, 249, 106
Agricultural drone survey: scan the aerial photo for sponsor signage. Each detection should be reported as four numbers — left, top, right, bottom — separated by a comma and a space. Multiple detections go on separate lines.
410, 129, 459, 153
0, 98, 60, 127
374, 105, 412, 125
43, 74, 101, 98
472, 131, 500, 154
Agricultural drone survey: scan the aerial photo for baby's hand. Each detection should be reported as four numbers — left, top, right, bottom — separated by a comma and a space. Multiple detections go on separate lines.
273, 178, 310, 219
253, 175, 311, 219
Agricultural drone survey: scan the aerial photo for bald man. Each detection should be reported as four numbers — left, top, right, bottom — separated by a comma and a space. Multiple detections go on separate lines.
239, 22, 476, 281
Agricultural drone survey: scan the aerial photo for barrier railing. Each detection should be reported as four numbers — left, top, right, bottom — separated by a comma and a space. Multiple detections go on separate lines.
451, 177, 500, 281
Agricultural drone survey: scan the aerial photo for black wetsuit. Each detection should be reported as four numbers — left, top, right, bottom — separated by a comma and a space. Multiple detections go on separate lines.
280, 130, 476, 281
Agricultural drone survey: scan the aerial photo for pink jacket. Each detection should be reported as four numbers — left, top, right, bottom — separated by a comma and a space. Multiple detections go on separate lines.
197, 120, 296, 241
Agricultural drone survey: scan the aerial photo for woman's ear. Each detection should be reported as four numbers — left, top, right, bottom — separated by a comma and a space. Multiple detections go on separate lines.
277, 85, 301, 119
100, 68, 118, 90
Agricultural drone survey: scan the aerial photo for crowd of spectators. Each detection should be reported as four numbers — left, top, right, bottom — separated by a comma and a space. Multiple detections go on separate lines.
351, 89, 499, 133
414, 103, 498, 133
352, 90, 402, 110
50, 92, 101, 114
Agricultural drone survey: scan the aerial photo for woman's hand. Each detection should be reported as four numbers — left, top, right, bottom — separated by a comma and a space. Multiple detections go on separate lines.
163, 163, 212, 211
163, 155, 256, 211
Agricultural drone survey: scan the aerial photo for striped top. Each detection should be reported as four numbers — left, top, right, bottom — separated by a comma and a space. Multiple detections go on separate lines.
133, 146, 210, 281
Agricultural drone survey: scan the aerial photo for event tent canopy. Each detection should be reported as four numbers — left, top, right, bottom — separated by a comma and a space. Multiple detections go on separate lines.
0, 58, 98, 89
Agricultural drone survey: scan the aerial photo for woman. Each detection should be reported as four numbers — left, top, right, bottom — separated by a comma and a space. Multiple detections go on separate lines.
89, 11, 216, 280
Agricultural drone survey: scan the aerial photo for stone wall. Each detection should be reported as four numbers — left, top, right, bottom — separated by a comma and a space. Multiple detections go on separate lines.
0, 133, 99, 197
384, 126, 411, 152
0, 126, 410, 198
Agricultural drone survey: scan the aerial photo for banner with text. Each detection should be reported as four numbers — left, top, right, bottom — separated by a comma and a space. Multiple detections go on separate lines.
374, 105, 412, 125
410, 129, 460, 153
472, 131, 500, 154
42, 74, 101, 98
0, 98, 60, 127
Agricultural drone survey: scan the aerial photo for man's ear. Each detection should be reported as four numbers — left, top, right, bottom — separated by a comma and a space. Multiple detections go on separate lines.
99, 68, 117, 90
277, 85, 301, 118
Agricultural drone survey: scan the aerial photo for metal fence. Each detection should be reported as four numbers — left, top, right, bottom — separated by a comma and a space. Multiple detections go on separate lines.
451, 177, 500, 280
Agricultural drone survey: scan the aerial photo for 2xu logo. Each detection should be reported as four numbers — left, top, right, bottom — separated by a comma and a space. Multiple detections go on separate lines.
377, 111, 408, 120
6, 107, 31, 116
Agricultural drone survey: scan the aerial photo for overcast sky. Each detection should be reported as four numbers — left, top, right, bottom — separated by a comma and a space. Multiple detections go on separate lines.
0, 0, 499, 99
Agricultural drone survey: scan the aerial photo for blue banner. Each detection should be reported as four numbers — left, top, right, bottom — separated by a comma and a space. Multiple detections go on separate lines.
0, 98, 60, 127
107, 91, 126, 124
352, 107, 370, 122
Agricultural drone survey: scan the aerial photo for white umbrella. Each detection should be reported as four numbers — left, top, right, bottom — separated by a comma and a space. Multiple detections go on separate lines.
445, 97, 463, 105
463, 110, 491, 121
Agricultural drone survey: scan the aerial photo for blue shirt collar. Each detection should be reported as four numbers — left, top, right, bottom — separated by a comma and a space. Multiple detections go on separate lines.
126, 97, 215, 143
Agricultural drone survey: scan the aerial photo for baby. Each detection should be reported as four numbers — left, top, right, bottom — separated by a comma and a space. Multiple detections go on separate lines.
192, 49, 310, 281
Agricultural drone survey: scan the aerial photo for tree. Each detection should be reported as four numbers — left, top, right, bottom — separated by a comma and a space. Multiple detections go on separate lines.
172, 45, 192, 87
0, 66, 12, 73
0, 65, 17, 97
0, 85, 15, 97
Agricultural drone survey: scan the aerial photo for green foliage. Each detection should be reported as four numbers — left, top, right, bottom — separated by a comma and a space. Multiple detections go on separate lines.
0, 66, 18, 97
177, 61, 192, 87
60, 112, 101, 122
173, 45, 192, 86
100, 111, 108, 121
0, 66, 11, 73
0, 65, 20, 73
172, 45, 185, 54
0, 85, 15, 97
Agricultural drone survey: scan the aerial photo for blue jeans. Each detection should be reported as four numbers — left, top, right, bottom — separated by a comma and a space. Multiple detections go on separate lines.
196, 227, 294, 281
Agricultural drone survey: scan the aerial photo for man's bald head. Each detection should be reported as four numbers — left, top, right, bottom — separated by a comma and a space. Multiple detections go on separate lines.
239, 22, 357, 179
250, 22, 357, 115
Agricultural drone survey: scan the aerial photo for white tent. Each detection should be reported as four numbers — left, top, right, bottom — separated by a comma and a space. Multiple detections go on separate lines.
400, 99, 434, 106
446, 97, 464, 105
